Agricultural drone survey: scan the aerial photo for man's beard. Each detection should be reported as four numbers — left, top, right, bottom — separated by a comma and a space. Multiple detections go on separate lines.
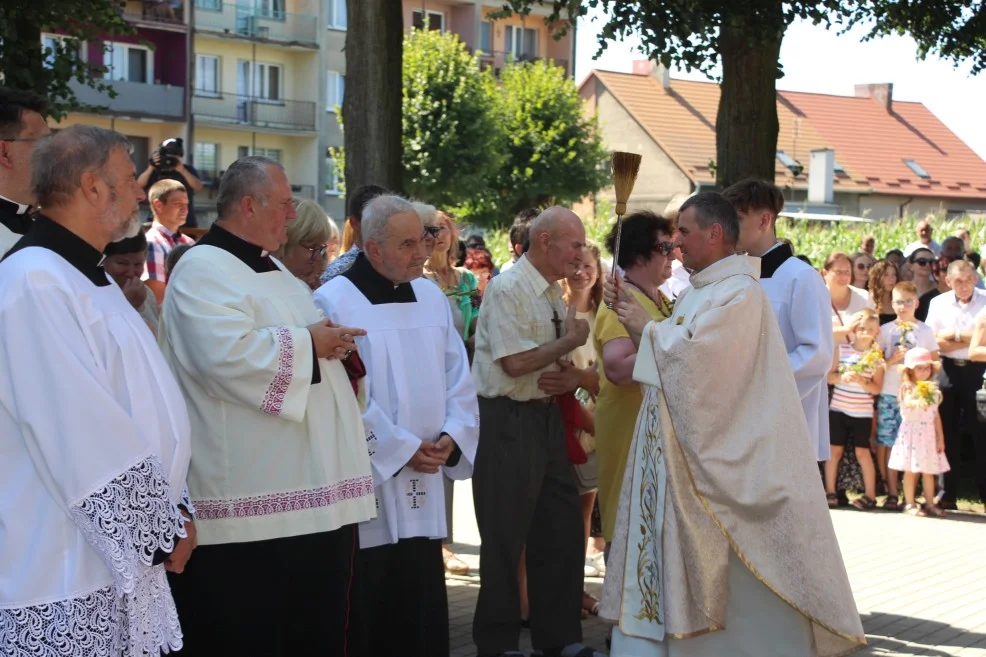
101, 187, 140, 241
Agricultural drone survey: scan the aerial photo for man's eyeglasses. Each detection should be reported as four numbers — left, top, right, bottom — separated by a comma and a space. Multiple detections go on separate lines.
892, 298, 917, 307
911, 258, 934, 267
301, 244, 329, 263
653, 241, 675, 256
0, 137, 42, 143
423, 226, 441, 239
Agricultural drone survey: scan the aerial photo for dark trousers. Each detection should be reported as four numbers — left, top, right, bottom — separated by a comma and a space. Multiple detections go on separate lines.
472, 396, 583, 656
350, 537, 449, 657
938, 358, 986, 503
168, 525, 360, 656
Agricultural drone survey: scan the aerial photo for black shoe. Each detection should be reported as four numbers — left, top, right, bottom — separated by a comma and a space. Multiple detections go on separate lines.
936, 498, 958, 511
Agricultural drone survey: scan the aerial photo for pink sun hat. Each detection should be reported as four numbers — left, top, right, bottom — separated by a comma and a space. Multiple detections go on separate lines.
903, 347, 939, 370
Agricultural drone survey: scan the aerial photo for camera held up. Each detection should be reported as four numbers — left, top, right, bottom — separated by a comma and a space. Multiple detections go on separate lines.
151, 138, 184, 172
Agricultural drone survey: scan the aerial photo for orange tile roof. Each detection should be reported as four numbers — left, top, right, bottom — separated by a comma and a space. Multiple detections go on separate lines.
584, 70, 986, 200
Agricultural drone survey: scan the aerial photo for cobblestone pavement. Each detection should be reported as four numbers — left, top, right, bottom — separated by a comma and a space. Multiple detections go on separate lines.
445, 481, 986, 657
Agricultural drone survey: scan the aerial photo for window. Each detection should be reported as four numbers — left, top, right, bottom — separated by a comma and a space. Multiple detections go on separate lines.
196, 0, 221, 10
480, 21, 492, 52
325, 156, 341, 196
326, 71, 345, 111
239, 146, 281, 162
412, 10, 444, 32
196, 55, 220, 95
41, 34, 81, 69
775, 151, 797, 168
834, 161, 846, 175
194, 142, 219, 180
104, 42, 153, 83
127, 136, 150, 172
904, 159, 931, 179
328, 0, 347, 29
257, 0, 285, 19
237, 60, 282, 101
505, 25, 537, 59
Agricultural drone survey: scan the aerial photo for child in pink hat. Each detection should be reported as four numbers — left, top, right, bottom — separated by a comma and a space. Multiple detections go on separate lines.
888, 348, 950, 516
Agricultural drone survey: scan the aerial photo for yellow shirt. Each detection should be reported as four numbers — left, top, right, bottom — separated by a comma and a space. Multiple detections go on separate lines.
592, 287, 671, 540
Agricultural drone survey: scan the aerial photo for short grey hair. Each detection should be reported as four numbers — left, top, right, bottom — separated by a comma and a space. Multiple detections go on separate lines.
361, 195, 417, 244
216, 156, 283, 217
31, 125, 131, 208
679, 191, 740, 246
411, 200, 437, 226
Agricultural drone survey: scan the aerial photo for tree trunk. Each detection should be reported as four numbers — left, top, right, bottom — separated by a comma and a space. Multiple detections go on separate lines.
4, 14, 44, 93
344, 0, 404, 197
715, 8, 784, 189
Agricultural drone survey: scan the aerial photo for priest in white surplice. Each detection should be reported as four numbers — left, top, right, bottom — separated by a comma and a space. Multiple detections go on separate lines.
726, 178, 834, 461
159, 156, 376, 655
602, 192, 865, 657
0, 125, 194, 656
0, 88, 50, 255
314, 195, 479, 657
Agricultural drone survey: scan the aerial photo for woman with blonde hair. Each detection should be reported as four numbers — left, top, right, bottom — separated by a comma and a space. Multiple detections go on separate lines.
276, 198, 340, 290
868, 259, 899, 324
424, 210, 480, 345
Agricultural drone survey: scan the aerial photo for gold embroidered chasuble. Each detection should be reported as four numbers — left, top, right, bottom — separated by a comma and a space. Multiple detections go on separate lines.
600, 254, 865, 657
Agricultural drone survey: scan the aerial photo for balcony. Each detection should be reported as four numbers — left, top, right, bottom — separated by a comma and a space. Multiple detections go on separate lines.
193, 91, 316, 132
194, 1, 318, 48
476, 50, 570, 76
120, 0, 187, 27
69, 79, 185, 120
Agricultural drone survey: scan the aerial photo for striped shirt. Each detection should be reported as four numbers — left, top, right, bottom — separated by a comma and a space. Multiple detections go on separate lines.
142, 222, 195, 284
830, 343, 877, 418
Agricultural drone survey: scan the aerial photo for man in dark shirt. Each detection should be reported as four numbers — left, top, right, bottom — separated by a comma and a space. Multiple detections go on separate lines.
0, 88, 50, 254
137, 138, 204, 227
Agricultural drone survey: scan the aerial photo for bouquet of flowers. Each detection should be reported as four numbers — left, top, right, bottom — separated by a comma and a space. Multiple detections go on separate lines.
903, 380, 943, 409
838, 348, 885, 378
894, 321, 917, 348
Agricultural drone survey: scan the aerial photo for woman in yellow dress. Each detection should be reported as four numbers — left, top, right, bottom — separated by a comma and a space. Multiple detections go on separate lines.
594, 211, 677, 543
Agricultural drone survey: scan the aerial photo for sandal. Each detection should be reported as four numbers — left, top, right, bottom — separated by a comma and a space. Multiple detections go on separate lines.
923, 503, 947, 518
883, 495, 900, 511
582, 591, 600, 617
903, 503, 925, 517
826, 493, 838, 509
442, 549, 470, 576
852, 496, 876, 511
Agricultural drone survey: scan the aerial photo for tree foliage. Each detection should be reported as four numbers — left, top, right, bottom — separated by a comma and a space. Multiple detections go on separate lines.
402, 27, 503, 208
0, 0, 136, 119
467, 60, 610, 223
848, 0, 986, 75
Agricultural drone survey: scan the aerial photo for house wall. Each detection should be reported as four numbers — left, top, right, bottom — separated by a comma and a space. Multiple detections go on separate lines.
192, 37, 318, 104
590, 80, 693, 214
192, 127, 318, 188
322, 27, 347, 221
87, 29, 188, 86
784, 189, 986, 220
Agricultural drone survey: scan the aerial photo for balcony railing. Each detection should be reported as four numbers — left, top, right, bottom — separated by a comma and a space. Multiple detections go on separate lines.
194, 1, 318, 47
70, 79, 185, 120
199, 172, 315, 202
192, 91, 316, 132
476, 50, 570, 75
120, 0, 186, 26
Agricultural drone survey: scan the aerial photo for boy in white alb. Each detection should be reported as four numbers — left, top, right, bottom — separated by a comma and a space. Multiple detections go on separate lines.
876, 282, 939, 509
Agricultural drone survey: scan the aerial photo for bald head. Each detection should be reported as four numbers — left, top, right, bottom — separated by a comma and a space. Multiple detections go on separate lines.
526, 206, 586, 283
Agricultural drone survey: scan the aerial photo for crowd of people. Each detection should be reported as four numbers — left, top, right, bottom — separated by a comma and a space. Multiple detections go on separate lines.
0, 86, 981, 657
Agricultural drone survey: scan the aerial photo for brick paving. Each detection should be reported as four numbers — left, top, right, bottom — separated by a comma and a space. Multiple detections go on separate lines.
444, 481, 986, 657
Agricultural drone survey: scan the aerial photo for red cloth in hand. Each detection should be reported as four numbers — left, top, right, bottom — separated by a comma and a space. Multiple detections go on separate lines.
342, 352, 366, 397
556, 392, 588, 465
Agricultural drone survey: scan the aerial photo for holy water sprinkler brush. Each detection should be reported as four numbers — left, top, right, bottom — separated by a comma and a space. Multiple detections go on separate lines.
608, 151, 643, 306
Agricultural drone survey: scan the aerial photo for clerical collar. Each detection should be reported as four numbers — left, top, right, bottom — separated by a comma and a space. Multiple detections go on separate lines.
343, 252, 417, 304
759, 242, 793, 279
0, 194, 34, 236
197, 222, 275, 274
2, 214, 110, 286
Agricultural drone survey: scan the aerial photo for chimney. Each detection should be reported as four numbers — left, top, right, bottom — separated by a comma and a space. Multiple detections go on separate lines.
854, 83, 893, 112
808, 149, 835, 206
632, 59, 670, 90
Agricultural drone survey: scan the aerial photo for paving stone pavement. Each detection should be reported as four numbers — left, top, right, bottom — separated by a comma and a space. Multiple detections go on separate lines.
444, 480, 986, 657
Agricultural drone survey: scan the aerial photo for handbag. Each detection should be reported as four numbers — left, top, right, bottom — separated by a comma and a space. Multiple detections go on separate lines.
574, 449, 598, 490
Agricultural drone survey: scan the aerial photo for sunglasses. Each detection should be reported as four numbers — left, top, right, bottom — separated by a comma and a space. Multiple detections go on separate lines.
301, 243, 329, 263
423, 226, 441, 238
911, 257, 934, 267
653, 240, 675, 256
855, 262, 871, 270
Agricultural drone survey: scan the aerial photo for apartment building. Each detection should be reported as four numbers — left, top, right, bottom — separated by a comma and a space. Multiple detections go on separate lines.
49, 0, 345, 224
401, 0, 575, 77
51, 0, 190, 179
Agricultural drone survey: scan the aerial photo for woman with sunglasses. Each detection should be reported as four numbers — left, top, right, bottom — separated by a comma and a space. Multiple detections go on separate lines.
593, 212, 676, 552
909, 247, 940, 321
276, 199, 340, 290
850, 251, 875, 290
